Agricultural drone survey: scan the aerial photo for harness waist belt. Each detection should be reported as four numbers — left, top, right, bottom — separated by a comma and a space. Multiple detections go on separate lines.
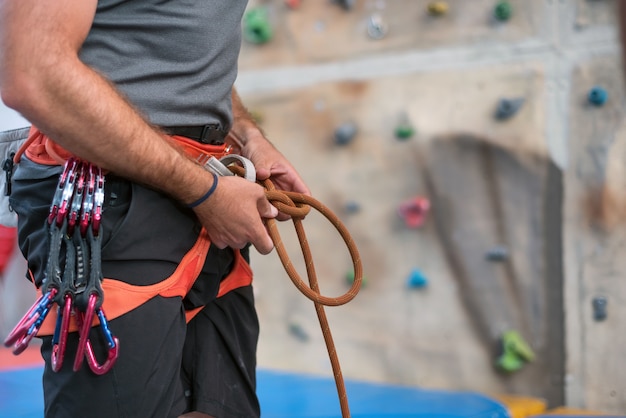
163, 124, 228, 145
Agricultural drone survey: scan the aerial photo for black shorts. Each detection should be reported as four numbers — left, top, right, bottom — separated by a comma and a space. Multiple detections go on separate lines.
10, 157, 260, 418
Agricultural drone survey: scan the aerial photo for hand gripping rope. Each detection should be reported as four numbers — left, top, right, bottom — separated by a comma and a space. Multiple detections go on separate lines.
210, 157, 363, 418
4, 158, 119, 375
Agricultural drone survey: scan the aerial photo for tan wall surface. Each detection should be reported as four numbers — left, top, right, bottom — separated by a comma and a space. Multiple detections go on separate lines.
239, 0, 626, 413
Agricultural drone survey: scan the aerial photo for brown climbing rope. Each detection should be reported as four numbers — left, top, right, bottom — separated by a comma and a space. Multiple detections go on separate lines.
237, 166, 363, 418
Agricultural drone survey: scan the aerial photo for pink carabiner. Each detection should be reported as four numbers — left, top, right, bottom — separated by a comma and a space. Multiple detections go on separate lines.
85, 336, 119, 375
51, 295, 73, 372
3, 295, 45, 348
4, 289, 57, 351
73, 294, 97, 372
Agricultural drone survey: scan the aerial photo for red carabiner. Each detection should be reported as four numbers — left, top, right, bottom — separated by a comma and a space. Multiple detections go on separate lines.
3, 289, 58, 352
73, 293, 97, 372
84, 307, 119, 375
85, 335, 119, 375
51, 295, 73, 372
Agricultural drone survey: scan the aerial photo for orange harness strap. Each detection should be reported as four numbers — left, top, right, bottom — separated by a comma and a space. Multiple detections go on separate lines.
36, 229, 253, 336
19, 128, 253, 336
15, 127, 231, 166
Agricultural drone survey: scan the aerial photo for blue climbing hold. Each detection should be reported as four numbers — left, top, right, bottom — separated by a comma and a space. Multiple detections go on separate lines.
495, 98, 524, 120
344, 201, 361, 214
334, 122, 358, 146
407, 269, 428, 289
588, 86, 608, 106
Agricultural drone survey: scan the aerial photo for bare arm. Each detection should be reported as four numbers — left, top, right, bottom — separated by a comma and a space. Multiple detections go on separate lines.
0, 0, 276, 253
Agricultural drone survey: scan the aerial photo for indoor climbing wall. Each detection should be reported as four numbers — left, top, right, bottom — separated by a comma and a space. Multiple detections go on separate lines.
237, 0, 626, 414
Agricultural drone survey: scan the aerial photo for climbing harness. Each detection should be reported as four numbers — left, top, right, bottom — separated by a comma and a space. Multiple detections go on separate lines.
4, 158, 119, 375
4, 129, 363, 417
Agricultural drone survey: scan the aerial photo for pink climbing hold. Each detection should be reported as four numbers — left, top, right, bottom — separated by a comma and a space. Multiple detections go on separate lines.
397, 196, 430, 228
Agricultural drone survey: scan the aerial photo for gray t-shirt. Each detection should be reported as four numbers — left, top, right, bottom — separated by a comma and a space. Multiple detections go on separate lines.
79, 0, 248, 130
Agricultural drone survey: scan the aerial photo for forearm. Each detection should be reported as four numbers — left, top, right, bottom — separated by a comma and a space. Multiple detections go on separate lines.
0, 0, 211, 205
16, 59, 206, 203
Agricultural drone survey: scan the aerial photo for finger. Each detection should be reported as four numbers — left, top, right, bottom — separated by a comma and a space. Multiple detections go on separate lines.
252, 231, 274, 255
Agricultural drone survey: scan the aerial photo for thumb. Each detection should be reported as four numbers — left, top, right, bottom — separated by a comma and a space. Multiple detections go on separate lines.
259, 200, 278, 219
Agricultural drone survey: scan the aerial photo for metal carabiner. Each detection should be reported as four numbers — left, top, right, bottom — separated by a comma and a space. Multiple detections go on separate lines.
48, 158, 76, 225
73, 293, 97, 372
68, 162, 86, 236
55, 158, 79, 227
79, 164, 96, 237
3, 289, 58, 352
91, 166, 104, 236
51, 294, 73, 372
12, 289, 58, 355
85, 308, 119, 375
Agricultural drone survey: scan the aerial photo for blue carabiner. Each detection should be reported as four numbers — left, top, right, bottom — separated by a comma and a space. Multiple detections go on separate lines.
85, 308, 119, 375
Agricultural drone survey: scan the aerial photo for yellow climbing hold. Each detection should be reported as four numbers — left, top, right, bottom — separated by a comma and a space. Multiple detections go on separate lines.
428, 1, 449, 16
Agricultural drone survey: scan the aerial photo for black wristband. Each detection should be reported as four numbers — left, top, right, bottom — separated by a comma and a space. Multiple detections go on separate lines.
186, 172, 218, 208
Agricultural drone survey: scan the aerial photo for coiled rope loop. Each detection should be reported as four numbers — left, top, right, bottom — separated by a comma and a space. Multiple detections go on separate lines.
231, 165, 363, 418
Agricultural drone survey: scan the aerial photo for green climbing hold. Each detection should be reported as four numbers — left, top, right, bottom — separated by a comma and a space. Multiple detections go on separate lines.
243, 8, 273, 44
346, 270, 366, 287
395, 124, 415, 140
495, 330, 535, 373
494, 1, 512, 22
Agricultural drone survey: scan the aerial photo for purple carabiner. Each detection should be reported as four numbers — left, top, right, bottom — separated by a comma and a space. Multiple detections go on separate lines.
85, 309, 119, 375
51, 295, 73, 372
73, 293, 97, 372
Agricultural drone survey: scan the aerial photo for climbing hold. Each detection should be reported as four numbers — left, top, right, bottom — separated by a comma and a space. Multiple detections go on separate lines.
496, 330, 535, 373
284, 0, 301, 9
493, 1, 512, 22
344, 201, 361, 214
587, 86, 608, 106
288, 322, 309, 342
367, 14, 388, 40
485, 245, 509, 262
397, 196, 430, 228
494, 98, 524, 120
407, 269, 428, 289
243, 8, 273, 45
592, 296, 608, 321
428, 1, 449, 16
395, 114, 415, 140
334, 122, 358, 146
346, 270, 366, 287
334, 0, 355, 11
